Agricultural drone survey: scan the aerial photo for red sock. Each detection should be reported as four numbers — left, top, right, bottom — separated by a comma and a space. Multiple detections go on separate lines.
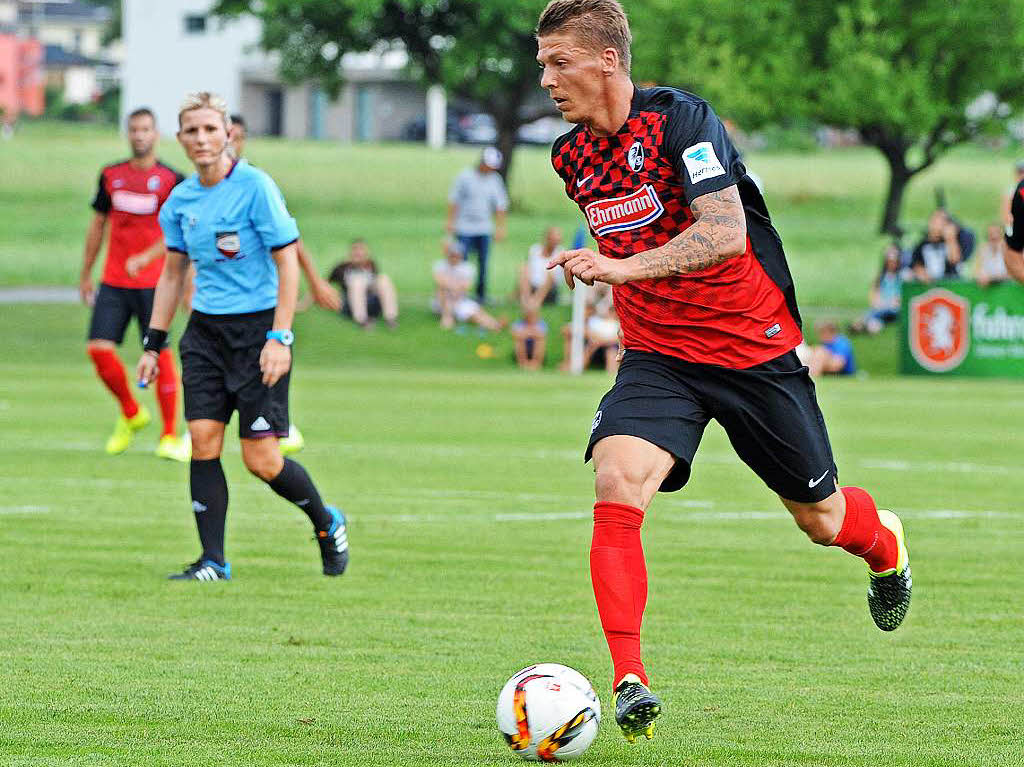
156, 348, 179, 437
88, 347, 138, 418
831, 486, 899, 573
591, 502, 649, 687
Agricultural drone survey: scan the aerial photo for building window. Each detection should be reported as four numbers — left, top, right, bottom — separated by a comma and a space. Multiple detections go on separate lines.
184, 14, 207, 34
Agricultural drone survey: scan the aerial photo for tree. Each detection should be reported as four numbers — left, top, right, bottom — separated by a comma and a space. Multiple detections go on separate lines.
212, 0, 556, 180
632, 0, 1024, 233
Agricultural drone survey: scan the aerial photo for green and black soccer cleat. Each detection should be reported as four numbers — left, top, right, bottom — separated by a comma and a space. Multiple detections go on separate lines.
867, 509, 912, 631
614, 681, 662, 743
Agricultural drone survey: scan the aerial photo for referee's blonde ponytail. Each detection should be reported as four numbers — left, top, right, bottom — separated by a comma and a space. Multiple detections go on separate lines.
178, 91, 230, 128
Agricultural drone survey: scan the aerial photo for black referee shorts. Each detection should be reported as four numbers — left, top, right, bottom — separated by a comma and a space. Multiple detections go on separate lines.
87, 283, 157, 346
179, 308, 290, 439
585, 349, 838, 504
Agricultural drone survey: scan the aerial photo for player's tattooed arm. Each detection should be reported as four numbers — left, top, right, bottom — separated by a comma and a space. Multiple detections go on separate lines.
628, 185, 747, 280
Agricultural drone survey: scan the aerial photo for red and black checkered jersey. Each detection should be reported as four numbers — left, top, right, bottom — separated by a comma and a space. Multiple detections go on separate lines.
1006, 178, 1024, 252
551, 86, 803, 369
92, 160, 184, 289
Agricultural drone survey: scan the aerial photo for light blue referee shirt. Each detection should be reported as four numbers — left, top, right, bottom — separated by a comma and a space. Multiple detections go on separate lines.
159, 159, 299, 315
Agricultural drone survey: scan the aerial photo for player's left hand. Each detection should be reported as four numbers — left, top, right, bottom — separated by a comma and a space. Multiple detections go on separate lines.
311, 277, 342, 313
125, 254, 148, 278
260, 340, 292, 387
548, 248, 629, 289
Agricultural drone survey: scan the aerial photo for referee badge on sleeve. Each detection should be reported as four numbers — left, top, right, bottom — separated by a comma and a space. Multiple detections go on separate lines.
216, 231, 241, 258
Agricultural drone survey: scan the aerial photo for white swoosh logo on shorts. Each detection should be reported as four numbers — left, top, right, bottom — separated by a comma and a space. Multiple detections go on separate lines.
808, 470, 830, 488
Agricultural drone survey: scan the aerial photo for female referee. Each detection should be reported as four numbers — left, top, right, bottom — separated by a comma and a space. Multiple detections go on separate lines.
136, 92, 348, 581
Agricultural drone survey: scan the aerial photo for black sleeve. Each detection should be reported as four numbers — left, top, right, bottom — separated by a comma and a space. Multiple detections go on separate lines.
662, 97, 744, 204
1006, 182, 1024, 251
91, 171, 111, 213
910, 243, 925, 267
327, 263, 346, 285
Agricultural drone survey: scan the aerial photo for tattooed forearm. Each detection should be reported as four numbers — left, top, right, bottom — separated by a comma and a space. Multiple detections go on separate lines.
630, 185, 747, 280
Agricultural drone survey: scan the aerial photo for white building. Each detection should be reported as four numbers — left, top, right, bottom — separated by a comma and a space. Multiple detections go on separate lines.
121, 0, 444, 143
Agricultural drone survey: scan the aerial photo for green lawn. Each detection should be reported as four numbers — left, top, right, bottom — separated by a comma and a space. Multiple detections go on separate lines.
1, 123, 1022, 766
1, 120, 1018, 310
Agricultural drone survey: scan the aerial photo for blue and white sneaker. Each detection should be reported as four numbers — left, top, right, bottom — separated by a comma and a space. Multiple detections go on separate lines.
168, 558, 231, 581
316, 506, 349, 576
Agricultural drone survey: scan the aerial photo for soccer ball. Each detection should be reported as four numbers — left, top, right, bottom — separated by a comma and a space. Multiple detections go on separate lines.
496, 664, 601, 762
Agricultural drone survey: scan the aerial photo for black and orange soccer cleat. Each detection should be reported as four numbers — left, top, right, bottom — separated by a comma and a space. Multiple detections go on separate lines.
316, 505, 349, 576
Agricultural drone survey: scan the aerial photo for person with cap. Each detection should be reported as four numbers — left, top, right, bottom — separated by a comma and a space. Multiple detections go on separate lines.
445, 146, 509, 302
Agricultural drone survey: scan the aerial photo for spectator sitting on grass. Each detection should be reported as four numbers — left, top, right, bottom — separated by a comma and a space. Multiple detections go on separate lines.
975, 223, 1009, 287
559, 284, 621, 373
512, 305, 548, 370
910, 210, 962, 283
519, 226, 563, 309
432, 238, 505, 332
807, 320, 856, 378
328, 239, 399, 329
850, 243, 902, 335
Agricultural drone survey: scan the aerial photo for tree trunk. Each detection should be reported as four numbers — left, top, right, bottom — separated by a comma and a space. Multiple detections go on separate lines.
880, 164, 912, 236
493, 117, 519, 183
861, 128, 914, 236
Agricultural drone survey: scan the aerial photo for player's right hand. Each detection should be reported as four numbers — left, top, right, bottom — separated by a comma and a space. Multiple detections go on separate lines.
135, 351, 159, 388
79, 276, 95, 305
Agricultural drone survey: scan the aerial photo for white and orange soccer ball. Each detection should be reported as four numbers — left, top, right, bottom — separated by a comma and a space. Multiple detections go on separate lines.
496, 664, 601, 762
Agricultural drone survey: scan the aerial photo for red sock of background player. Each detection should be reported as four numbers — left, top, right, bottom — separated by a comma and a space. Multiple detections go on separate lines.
591, 502, 649, 688
88, 347, 139, 418
831, 486, 899, 573
156, 348, 178, 437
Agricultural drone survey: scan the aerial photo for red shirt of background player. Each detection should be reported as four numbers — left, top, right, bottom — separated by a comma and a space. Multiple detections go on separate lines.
91, 160, 183, 288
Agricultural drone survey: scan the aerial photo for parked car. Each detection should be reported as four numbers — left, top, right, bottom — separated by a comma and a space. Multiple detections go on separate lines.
517, 116, 568, 145
400, 115, 465, 143
458, 112, 497, 144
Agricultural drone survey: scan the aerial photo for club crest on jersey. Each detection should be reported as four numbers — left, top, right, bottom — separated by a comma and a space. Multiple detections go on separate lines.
627, 141, 645, 172
147, 175, 161, 191
215, 231, 241, 258
585, 184, 665, 236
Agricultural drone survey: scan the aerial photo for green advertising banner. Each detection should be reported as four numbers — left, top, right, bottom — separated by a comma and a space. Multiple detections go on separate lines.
901, 281, 1024, 377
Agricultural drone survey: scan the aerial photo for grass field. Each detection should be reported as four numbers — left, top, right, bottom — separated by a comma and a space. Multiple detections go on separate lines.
2, 123, 1023, 766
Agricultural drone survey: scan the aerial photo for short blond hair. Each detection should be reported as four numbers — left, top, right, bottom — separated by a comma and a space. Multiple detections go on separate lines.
178, 91, 230, 128
536, 0, 632, 73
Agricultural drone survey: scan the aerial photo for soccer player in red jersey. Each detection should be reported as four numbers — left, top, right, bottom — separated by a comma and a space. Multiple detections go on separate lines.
80, 107, 190, 460
226, 113, 341, 455
1003, 171, 1024, 281
536, 0, 911, 742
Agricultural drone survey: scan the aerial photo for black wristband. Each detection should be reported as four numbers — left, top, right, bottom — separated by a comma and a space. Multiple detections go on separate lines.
143, 328, 168, 353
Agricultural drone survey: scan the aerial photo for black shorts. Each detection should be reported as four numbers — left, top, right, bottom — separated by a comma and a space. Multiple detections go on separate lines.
180, 308, 290, 439
87, 284, 157, 345
585, 349, 838, 503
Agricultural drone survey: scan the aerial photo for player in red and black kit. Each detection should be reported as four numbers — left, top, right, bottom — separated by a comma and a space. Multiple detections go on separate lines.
1002, 174, 1024, 282
536, 0, 912, 743
80, 107, 190, 460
